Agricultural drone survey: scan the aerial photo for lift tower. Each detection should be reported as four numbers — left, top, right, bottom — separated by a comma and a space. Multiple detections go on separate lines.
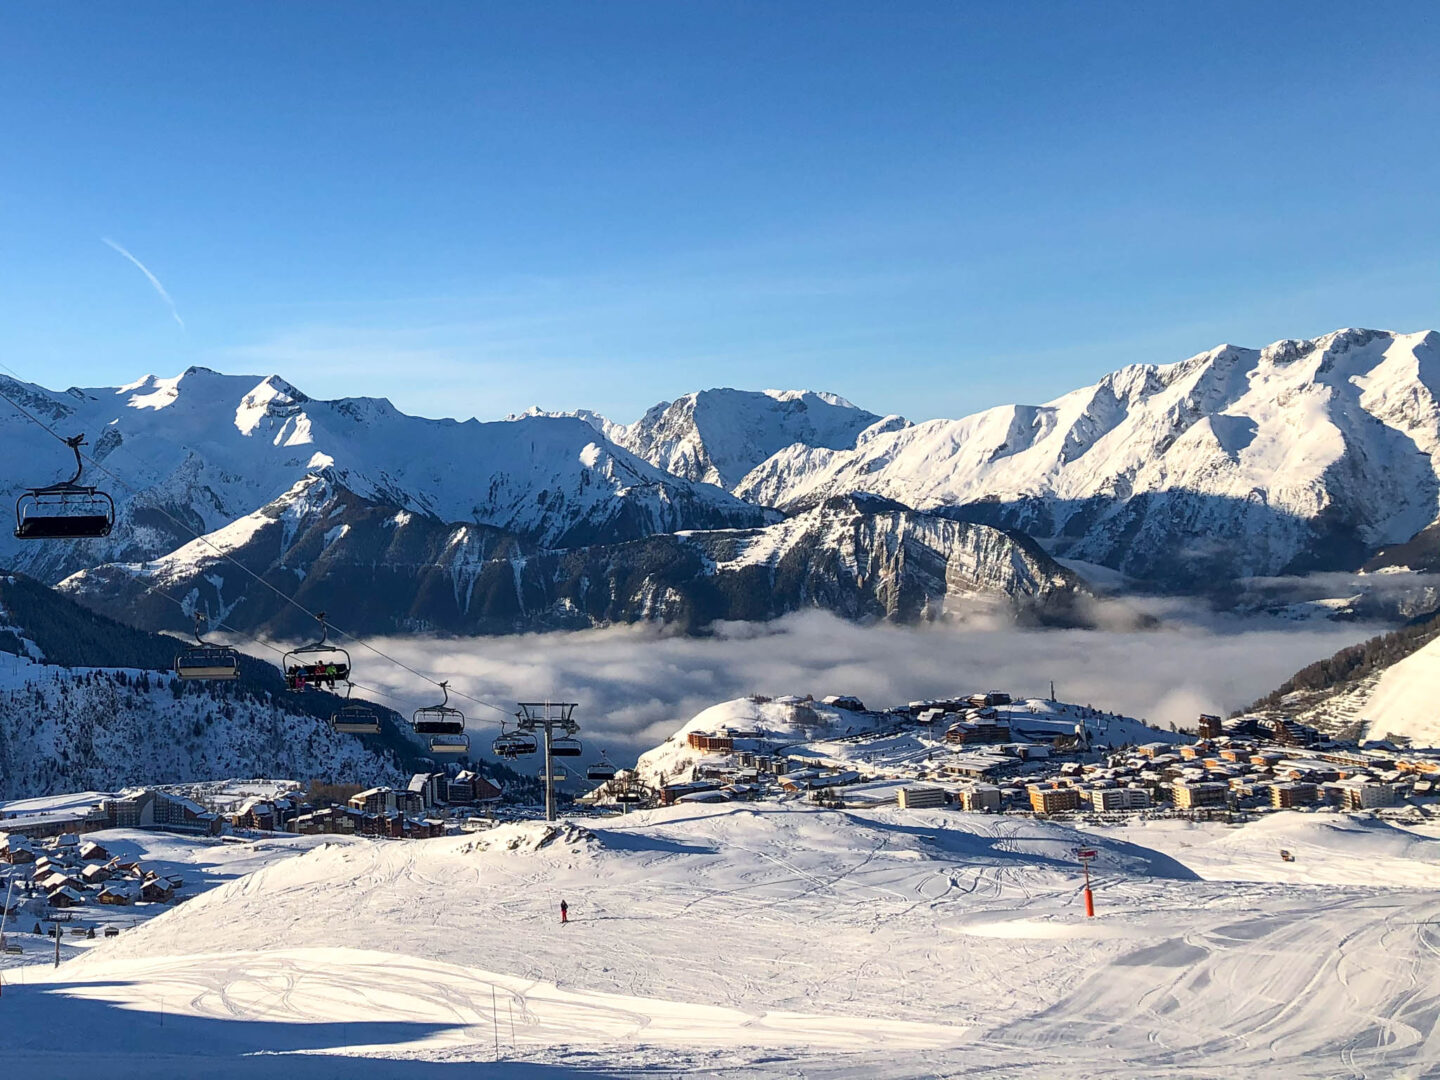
516, 701, 581, 823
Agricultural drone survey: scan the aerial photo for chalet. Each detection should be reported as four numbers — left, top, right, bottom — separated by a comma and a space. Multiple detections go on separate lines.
77, 840, 109, 862
140, 878, 175, 902
80, 864, 112, 886
967, 692, 1012, 708
232, 798, 278, 831
1197, 714, 1224, 739
0, 834, 36, 863
47, 885, 85, 909
945, 720, 1011, 745
97, 884, 137, 906
37, 871, 84, 893
822, 695, 866, 712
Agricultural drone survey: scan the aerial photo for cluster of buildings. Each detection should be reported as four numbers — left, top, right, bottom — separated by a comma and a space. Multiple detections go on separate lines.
234, 770, 503, 838
0, 832, 182, 912
901, 714, 1440, 817
631, 692, 1440, 821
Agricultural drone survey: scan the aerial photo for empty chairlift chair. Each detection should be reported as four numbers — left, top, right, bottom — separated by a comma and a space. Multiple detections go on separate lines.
331, 687, 381, 735
282, 612, 351, 691
586, 752, 617, 782
413, 681, 468, 754
427, 732, 470, 755
174, 614, 240, 681
14, 434, 115, 540
550, 724, 582, 758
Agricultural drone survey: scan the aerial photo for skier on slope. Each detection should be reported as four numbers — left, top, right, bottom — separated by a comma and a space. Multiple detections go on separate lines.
560, 899, 568, 924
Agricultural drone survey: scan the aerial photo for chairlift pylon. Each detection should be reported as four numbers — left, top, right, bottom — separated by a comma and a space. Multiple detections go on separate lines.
412, 680, 465, 735
282, 612, 351, 691
14, 434, 115, 540
174, 613, 240, 681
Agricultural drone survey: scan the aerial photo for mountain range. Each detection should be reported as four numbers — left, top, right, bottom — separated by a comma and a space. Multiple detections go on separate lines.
4, 326, 1438, 638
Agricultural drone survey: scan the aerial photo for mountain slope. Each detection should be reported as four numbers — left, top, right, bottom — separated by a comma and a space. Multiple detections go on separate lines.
733, 329, 1440, 587
0, 367, 773, 585
58, 485, 1090, 635
0, 573, 409, 798
1248, 609, 1440, 746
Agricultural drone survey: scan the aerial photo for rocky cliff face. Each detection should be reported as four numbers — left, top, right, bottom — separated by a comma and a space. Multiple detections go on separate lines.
59, 483, 1089, 636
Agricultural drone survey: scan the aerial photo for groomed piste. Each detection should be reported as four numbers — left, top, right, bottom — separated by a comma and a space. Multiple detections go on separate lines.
2, 801, 1439, 1078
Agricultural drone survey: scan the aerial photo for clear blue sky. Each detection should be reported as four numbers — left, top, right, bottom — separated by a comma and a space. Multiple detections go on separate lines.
1, 2, 1437, 423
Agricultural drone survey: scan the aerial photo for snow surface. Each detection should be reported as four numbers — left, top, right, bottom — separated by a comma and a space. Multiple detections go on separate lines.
1341, 631, 1440, 746
3, 802, 1439, 1076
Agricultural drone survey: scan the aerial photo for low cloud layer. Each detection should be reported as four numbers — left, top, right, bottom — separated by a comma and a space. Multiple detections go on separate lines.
339, 608, 1379, 767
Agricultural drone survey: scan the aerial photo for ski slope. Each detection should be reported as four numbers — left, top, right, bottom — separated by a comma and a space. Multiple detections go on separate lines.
3, 802, 1439, 1076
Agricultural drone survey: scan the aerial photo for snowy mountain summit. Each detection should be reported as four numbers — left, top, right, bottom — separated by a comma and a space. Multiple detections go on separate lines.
731, 329, 1440, 587
0, 366, 772, 587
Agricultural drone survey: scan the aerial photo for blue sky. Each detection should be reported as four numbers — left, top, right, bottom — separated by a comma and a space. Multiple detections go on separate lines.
1, 2, 1437, 423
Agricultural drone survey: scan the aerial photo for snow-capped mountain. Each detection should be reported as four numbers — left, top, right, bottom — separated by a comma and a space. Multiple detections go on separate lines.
0, 573, 407, 799
0, 367, 773, 585
522, 389, 895, 492
733, 329, 1440, 588
60, 485, 1086, 636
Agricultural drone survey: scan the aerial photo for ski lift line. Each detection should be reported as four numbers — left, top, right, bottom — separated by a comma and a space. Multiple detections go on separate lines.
0, 369, 514, 719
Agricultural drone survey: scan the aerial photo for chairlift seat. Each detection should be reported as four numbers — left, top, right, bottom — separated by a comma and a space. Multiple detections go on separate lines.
413, 715, 465, 735
549, 738, 582, 757
587, 764, 617, 781
175, 646, 240, 681
15, 509, 114, 539
14, 436, 115, 540
428, 733, 470, 754
332, 706, 381, 735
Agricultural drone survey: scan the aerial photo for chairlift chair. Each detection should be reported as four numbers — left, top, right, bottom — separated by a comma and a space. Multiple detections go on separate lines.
549, 735, 583, 758
331, 687, 381, 735
174, 614, 240, 681
491, 721, 538, 759
586, 752, 617, 782
14, 434, 115, 540
412, 680, 465, 735
282, 612, 351, 691
428, 732, 471, 755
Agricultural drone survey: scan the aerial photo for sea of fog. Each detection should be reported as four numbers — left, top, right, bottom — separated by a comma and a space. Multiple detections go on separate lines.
331, 605, 1382, 764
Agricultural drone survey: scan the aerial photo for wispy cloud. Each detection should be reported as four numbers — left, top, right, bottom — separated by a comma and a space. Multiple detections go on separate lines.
102, 237, 185, 330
